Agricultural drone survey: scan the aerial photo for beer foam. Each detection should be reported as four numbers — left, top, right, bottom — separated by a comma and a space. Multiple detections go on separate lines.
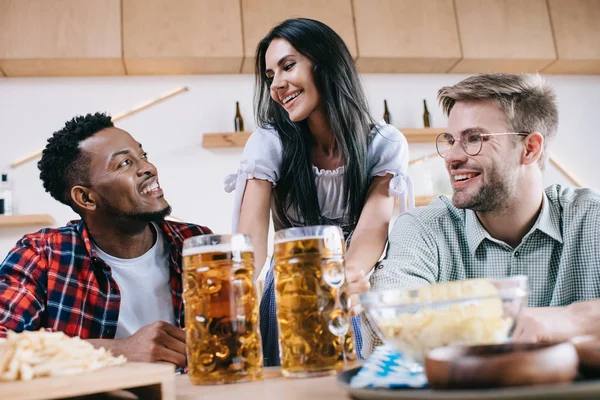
274, 235, 325, 245
182, 243, 254, 256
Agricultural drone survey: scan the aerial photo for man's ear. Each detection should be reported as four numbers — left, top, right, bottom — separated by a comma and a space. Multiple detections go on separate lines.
71, 185, 97, 212
521, 132, 544, 166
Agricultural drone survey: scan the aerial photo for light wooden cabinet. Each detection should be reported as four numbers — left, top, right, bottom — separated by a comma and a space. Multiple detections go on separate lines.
543, 0, 600, 74
0, 0, 124, 76
1, 0, 599, 77
122, 0, 244, 74
353, 0, 461, 73
450, 0, 556, 73
240, 0, 357, 73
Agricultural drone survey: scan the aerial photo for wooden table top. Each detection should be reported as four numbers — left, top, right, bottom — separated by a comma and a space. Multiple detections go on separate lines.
175, 366, 353, 400
89, 365, 357, 400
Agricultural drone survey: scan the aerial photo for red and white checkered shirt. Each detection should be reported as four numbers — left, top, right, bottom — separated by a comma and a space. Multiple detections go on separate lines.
0, 219, 212, 338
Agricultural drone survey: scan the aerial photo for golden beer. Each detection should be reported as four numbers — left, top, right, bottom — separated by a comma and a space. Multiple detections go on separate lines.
182, 235, 263, 385
273, 226, 356, 378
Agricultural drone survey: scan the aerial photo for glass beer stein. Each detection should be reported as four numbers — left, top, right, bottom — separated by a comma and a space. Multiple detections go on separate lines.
182, 234, 263, 385
273, 225, 356, 378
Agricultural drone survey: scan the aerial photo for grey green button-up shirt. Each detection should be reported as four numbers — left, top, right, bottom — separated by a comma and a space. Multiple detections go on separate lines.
362, 184, 600, 357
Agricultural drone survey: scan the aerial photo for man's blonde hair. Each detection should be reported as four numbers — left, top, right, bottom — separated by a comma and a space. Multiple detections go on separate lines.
438, 73, 558, 169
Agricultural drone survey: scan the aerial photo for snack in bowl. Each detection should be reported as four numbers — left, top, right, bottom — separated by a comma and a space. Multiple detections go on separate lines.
361, 276, 528, 365
0, 330, 126, 381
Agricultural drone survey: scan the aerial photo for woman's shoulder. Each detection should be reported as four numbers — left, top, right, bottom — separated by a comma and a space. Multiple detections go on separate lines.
242, 125, 283, 161
248, 125, 281, 143
368, 122, 408, 153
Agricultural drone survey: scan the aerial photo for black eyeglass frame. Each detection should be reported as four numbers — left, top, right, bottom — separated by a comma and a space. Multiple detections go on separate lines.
436, 131, 530, 158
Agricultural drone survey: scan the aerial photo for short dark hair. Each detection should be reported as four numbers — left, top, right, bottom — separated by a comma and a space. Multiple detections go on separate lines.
38, 113, 114, 208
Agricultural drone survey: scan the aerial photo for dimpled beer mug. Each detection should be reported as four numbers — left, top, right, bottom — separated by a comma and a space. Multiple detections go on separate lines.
182, 234, 263, 385
273, 225, 356, 378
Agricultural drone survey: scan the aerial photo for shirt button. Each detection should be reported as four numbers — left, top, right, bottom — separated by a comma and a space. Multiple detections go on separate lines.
514, 251, 520, 257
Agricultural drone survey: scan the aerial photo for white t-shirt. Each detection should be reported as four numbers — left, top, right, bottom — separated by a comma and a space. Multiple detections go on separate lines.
92, 223, 175, 338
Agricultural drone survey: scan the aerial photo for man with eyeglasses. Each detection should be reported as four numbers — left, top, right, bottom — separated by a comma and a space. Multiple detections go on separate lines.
362, 73, 600, 357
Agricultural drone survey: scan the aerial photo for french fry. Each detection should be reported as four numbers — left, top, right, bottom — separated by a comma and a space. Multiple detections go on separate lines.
0, 330, 126, 381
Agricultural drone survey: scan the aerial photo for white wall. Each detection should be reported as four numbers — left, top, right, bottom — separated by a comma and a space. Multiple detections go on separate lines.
1, 73, 599, 257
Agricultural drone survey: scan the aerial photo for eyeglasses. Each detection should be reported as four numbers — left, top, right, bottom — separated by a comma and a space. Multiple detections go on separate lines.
436, 131, 529, 158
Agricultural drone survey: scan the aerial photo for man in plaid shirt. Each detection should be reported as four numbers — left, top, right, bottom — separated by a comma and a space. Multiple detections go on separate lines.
0, 113, 212, 367
363, 73, 600, 357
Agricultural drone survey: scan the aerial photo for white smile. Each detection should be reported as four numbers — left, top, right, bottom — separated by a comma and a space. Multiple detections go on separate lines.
282, 90, 302, 104
140, 181, 160, 194
454, 173, 478, 182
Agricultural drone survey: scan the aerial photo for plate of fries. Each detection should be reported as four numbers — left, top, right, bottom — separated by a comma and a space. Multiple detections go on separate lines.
0, 329, 127, 382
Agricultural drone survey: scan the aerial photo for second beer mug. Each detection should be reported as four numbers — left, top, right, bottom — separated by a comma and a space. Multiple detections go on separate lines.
273, 225, 356, 378
182, 234, 263, 385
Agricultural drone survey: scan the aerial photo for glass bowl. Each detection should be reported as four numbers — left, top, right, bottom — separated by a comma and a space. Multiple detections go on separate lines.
360, 276, 528, 366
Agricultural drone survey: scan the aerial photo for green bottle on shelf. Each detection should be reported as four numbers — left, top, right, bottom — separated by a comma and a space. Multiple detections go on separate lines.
383, 99, 391, 124
234, 102, 244, 132
423, 99, 431, 128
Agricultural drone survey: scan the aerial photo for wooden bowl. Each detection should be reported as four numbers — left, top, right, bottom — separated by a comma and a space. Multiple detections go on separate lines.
572, 335, 600, 378
425, 342, 578, 389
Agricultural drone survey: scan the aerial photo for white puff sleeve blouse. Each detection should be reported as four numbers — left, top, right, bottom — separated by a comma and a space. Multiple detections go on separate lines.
224, 123, 414, 231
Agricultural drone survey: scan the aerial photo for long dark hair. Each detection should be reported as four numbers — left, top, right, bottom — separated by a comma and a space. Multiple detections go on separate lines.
254, 18, 374, 227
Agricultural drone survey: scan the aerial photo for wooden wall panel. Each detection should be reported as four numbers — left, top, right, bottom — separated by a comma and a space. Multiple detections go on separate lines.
450, 0, 556, 73
0, 0, 124, 76
543, 0, 600, 74
241, 0, 357, 74
122, 0, 244, 74
354, 0, 461, 73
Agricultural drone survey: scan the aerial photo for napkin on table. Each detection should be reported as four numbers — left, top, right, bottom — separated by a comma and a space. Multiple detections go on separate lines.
349, 345, 428, 389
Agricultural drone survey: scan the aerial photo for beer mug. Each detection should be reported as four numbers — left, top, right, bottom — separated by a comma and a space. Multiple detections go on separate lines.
273, 225, 356, 378
182, 234, 263, 385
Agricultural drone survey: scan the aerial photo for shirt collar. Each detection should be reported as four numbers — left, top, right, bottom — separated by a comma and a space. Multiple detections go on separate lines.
465, 192, 563, 255
75, 219, 184, 273
465, 210, 490, 255
530, 192, 563, 244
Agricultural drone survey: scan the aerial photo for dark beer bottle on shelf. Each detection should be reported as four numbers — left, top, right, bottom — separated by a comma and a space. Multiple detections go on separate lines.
383, 99, 391, 124
234, 101, 244, 132
423, 99, 431, 128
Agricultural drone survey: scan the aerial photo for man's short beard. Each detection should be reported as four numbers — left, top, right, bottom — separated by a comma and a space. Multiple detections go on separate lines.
102, 200, 172, 222
460, 183, 505, 213
128, 206, 172, 222
452, 161, 515, 214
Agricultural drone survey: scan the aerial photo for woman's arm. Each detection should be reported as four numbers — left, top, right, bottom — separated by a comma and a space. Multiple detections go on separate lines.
345, 174, 396, 311
346, 174, 395, 276
237, 179, 272, 279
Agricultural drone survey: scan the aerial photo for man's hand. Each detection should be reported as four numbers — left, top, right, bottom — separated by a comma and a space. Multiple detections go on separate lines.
90, 321, 187, 367
512, 306, 582, 343
346, 267, 370, 316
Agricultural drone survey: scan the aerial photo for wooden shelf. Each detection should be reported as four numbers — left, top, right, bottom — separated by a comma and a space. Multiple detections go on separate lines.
415, 195, 438, 207
202, 128, 445, 148
395, 194, 446, 211
401, 128, 445, 143
202, 131, 252, 148
0, 214, 56, 228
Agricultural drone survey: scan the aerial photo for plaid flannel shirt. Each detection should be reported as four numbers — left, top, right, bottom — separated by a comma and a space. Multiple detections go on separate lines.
0, 219, 211, 339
